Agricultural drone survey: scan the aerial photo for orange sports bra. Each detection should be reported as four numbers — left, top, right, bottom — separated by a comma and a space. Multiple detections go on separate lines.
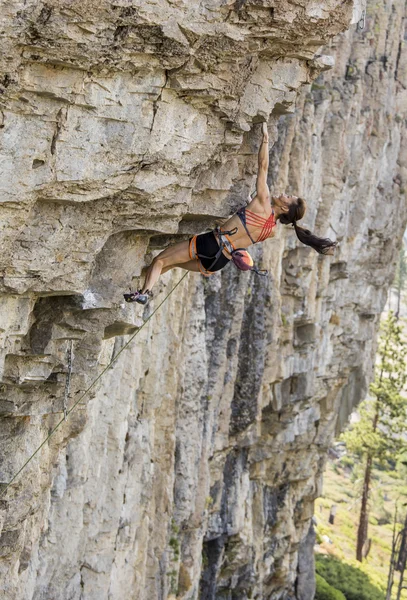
236, 206, 276, 243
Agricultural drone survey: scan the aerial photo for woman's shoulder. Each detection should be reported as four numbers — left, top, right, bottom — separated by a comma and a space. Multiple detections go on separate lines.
246, 194, 271, 213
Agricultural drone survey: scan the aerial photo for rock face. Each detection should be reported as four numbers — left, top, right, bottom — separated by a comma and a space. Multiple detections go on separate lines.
1, 0, 407, 599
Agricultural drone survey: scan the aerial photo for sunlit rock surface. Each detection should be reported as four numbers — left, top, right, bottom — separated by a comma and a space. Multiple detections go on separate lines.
1, 0, 406, 599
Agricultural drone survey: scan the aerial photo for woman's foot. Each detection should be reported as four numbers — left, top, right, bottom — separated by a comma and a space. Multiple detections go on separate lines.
123, 289, 153, 305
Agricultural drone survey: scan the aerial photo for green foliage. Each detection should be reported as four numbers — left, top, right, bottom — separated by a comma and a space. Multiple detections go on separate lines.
167, 569, 178, 595
339, 455, 355, 470
392, 246, 407, 299
396, 452, 407, 479
205, 496, 214, 510
169, 519, 180, 561
281, 311, 288, 327
169, 536, 180, 560
171, 519, 179, 534
341, 312, 407, 465
311, 82, 326, 91
315, 573, 346, 600
315, 529, 324, 544
315, 556, 385, 600
315, 459, 407, 597
369, 514, 378, 526
374, 489, 393, 526
340, 312, 407, 559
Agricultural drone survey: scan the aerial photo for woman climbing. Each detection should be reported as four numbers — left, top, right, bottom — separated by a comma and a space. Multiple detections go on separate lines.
124, 123, 337, 305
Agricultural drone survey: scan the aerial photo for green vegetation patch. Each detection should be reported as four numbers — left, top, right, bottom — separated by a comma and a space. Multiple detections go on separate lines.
316, 556, 385, 600
315, 573, 346, 600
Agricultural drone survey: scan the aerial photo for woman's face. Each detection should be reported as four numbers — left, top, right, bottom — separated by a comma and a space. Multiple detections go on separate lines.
272, 194, 298, 212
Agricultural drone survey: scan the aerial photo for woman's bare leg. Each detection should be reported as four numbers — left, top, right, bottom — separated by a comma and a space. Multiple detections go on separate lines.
141, 240, 193, 292
162, 260, 200, 274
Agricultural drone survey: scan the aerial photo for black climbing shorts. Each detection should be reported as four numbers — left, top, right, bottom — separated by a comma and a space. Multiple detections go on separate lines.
195, 231, 230, 272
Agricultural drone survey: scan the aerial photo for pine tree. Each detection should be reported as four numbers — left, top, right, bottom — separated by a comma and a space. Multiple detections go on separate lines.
341, 312, 407, 562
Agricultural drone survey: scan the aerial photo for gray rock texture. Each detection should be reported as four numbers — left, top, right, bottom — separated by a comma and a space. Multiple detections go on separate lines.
1, 0, 407, 599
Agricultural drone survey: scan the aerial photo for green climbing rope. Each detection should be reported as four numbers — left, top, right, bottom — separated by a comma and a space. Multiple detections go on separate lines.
0, 272, 189, 498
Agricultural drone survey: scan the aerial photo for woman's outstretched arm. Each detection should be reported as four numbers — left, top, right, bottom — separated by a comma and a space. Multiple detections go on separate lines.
256, 123, 270, 201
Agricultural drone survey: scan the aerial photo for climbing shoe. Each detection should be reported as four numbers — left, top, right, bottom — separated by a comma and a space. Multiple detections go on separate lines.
123, 289, 152, 305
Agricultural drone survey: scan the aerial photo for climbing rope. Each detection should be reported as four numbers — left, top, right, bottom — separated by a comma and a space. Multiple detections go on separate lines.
0, 272, 189, 498
63, 340, 74, 421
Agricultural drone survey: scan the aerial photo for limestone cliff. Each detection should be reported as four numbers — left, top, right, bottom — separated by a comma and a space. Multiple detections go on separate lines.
1, 1, 406, 599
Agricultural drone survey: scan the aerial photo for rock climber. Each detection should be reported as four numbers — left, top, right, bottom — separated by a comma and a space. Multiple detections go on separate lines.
124, 123, 337, 305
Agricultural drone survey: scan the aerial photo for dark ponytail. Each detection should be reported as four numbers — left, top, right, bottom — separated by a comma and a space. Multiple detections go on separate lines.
280, 197, 337, 255
293, 221, 337, 255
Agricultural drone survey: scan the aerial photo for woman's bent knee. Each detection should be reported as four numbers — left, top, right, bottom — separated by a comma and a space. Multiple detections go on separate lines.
152, 256, 166, 270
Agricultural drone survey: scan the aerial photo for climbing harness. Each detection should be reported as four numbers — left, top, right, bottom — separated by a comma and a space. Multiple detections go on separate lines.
0, 272, 189, 499
190, 226, 268, 277
189, 226, 237, 275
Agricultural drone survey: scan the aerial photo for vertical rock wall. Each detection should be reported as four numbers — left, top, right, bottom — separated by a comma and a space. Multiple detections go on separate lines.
1, 1, 407, 599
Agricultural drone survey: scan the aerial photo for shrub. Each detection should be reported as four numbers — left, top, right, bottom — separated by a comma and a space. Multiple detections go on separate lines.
315, 573, 346, 600
315, 529, 323, 544
340, 456, 355, 470
315, 556, 385, 600
368, 515, 378, 526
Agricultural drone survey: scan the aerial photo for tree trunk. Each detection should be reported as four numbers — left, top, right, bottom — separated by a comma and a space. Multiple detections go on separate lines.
329, 505, 337, 525
396, 567, 406, 600
357, 454, 372, 562
397, 520, 407, 572
363, 538, 372, 559
386, 505, 399, 600
396, 517, 407, 600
